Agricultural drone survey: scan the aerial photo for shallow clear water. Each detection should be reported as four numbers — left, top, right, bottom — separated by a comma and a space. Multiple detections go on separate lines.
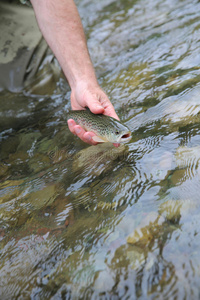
1, 0, 200, 298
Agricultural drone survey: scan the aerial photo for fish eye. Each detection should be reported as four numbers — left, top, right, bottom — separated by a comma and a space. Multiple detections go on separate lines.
115, 131, 120, 135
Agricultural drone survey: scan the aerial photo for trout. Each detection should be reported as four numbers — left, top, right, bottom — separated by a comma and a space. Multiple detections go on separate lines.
67, 109, 132, 144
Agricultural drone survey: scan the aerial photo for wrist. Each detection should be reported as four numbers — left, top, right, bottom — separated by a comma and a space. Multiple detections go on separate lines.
64, 59, 98, 91
71, 78, 101, 98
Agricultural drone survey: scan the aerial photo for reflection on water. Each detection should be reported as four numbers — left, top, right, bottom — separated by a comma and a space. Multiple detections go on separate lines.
1, 0, 200, 298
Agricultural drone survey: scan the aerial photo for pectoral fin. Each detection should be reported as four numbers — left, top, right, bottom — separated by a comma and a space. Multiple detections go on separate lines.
92, 136, 107, 143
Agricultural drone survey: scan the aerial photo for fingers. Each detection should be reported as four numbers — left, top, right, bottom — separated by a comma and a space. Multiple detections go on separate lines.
87, 101, 104, 115
105, 109, 120, 121
87, 97, 120, 121
87, 90, 120, 121
67, 119, 77, 135
69, 83, 120, 146
102, 102, 120, 121
67, 119, 119, 147
67, 119, 98, 145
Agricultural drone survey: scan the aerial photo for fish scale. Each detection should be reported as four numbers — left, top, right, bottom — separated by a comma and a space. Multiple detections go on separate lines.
66, 109, 132, 144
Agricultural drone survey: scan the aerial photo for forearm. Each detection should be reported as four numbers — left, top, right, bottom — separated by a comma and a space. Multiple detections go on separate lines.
30, 0, 98, 90
31, 0, 119, 145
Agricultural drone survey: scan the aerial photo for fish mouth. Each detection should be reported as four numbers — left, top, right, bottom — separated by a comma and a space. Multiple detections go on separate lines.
119, 132, 132, 143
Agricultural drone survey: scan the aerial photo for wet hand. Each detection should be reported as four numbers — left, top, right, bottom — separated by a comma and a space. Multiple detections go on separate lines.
67, 118, 98, 145
68, 81, 120, 146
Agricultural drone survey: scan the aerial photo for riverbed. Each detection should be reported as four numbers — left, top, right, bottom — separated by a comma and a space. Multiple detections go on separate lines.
1, 0, 200, 298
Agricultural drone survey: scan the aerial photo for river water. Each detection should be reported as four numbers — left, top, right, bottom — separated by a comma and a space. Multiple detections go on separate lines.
1, 0, 200, 298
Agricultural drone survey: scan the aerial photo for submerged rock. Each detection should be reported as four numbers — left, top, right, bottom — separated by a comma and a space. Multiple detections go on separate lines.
28, 184, 59, 209
175, 145, 200, 169
0, 162, 8, 178
73, 143, 127, 176
159, 200, 182, 223
28, 153, 50, 173
159, 199, 198, 222
0, 179, 25, 204
126, 246, 146, 270
127, 212, 165, 245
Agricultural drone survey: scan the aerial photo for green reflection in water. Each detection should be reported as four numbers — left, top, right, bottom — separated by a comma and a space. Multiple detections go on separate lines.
1, 0, 200, 299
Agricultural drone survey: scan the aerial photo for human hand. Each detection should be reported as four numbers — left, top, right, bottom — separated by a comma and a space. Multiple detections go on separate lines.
67, 81, 119, 146
31, 0, 119, 145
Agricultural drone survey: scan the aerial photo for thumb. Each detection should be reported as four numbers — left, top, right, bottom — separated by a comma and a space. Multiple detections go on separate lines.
86, 98, 104, 114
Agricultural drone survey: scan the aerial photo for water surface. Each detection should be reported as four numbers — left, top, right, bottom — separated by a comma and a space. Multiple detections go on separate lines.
1, 0, 200, 298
